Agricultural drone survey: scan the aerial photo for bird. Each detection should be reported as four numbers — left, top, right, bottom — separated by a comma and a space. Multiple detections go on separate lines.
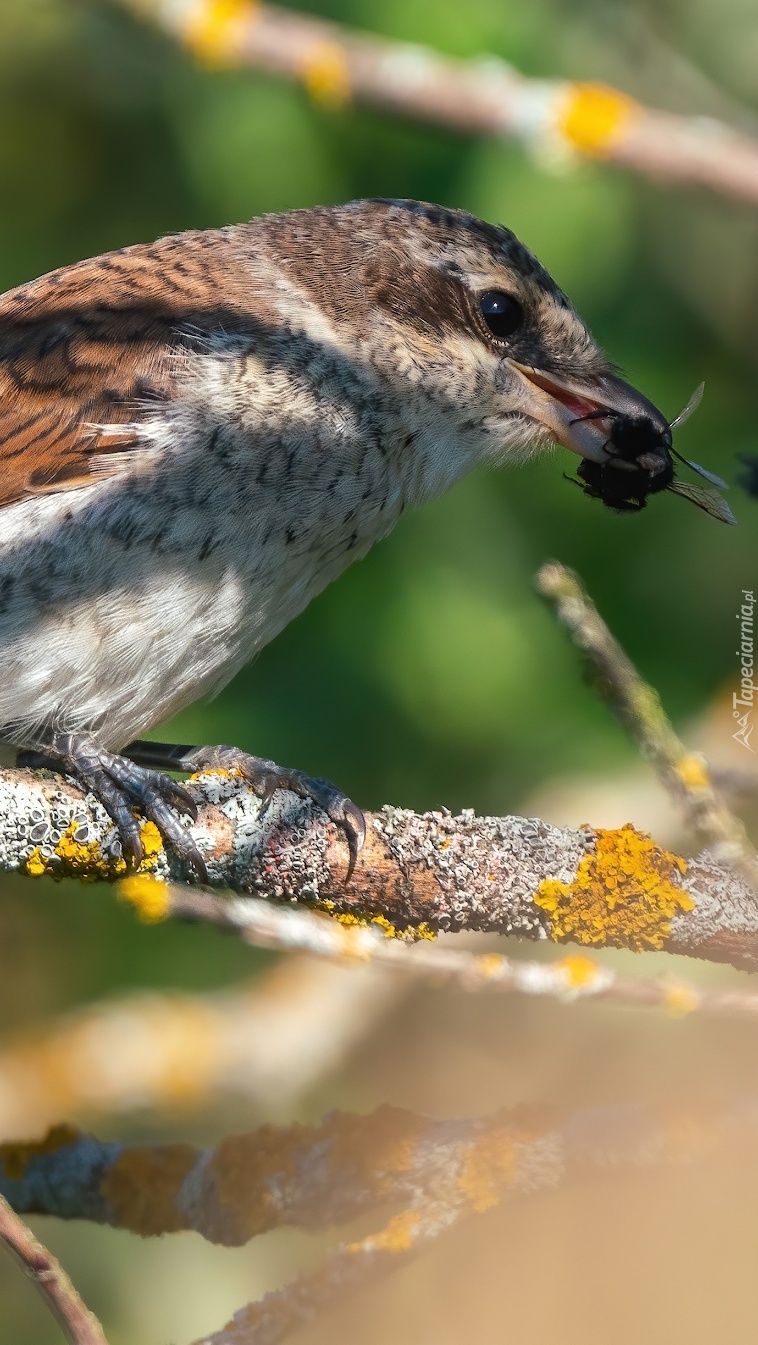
0, 196, 679, 880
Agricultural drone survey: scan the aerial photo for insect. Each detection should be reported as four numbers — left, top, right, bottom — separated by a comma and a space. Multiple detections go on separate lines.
566, 383, 736, 524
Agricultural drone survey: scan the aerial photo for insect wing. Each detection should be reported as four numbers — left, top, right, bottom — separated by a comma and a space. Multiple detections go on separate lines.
673, 453, 730, 490
667, 480, 737, 524
669, 381, 705, 429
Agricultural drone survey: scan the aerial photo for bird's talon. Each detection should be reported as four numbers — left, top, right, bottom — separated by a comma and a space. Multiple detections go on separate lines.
342, 800, 367, 851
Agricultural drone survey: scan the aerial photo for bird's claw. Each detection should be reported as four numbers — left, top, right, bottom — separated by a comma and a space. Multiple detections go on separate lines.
21, 733, 208, 883
178, 744, 366, 879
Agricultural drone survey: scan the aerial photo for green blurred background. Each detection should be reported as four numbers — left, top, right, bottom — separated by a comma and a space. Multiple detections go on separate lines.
0, 0, 757, 1340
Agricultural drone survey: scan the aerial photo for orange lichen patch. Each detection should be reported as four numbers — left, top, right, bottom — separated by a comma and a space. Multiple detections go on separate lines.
325, 1105, 430, 1198
556, 953, 601, 989
118, 873, 170, 923
100, 1144, 197, 1236
355, 1209, 420, 1254
181, 0, 257, 66
534, 824, 692, 952
676, 753, 711, 791
665, 983, 700, 1017
300, 40, 351, 108
557, 81, 640, 157
204, 1122, 304, 1244
458, 1128, 518, 1213
1, 1123, 81, 1181
477, 953, 507, 980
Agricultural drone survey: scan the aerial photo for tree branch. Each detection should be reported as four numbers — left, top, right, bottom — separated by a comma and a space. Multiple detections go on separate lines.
2, 1098, 756, 1345
5, 762, 758, 969
131, 882, 758, 1020
106, 0, 758, 207
0, 1194, 108, 1345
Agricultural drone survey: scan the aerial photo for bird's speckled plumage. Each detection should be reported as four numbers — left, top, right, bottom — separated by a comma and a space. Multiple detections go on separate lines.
0, 199, 640, 760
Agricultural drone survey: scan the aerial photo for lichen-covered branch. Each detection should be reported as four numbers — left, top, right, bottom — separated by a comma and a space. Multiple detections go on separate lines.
537, 561, 758, 889
0, 1105, 553, 1245
7, 763, 758, 970
108, 0, 758, 208
2, 1099, 756, 1345
0, 1194, 108, 1345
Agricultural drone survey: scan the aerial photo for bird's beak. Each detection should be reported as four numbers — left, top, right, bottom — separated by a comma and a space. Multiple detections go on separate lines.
509, 362, 667, 463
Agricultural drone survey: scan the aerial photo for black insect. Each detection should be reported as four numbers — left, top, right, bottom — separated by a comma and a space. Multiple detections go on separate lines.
566, 384, 735, 524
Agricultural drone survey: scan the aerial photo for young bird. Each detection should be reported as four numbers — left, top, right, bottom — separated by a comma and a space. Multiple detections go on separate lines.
0, 198, 670, 879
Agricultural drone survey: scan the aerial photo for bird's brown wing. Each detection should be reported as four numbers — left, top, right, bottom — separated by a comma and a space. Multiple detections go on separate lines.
0, 228, 256, 508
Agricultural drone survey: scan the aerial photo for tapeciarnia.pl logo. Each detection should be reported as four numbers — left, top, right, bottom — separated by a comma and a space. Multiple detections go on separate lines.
733, 588, 755, 751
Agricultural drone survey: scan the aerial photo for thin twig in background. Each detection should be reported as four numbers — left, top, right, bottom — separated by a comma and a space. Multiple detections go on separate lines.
537, 560, 758, 889
0, 956, 403, 1140
104, 0, 758, 207
0, 1194, 108, 1345
147, 883, 758, 1022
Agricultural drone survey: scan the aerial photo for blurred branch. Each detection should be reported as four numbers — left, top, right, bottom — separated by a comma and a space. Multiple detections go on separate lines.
0, 957, 402, 1140
537, 560, 758, 890
3, 1098, 757, 1345
3, 901, 756, 1146
149, 883, 758, 1021
0, 1194, 108, 1345
104, 0, 758, 207
5, 762, 758, 969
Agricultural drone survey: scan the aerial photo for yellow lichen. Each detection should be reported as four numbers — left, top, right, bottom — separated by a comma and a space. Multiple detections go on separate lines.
100, 1144, 197, 1236
138, 821, 164, 871
118, 873, 170, 923
556, 953, 600, 989
665, 983, 700, 1017
181, 0, 257, 66
354, 1209, 420, 1253
477, 953, 506, 980
26, 821, 128, 882
324, 1105, 429, 1200
557, 81, 640, 157
458, 1129, 518, 1213
300, 40, 351, 108
24, 847, 48, 878
327, 909, 436, 941
676, 753, 711, 791
534, 824, 693, 952
1, 1123, 81, 1181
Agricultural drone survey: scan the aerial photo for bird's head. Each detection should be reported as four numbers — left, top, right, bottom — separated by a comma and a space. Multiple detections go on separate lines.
261, 197, 668, 487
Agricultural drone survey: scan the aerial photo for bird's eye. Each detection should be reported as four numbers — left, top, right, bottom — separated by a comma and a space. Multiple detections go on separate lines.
479, 290, 524, 340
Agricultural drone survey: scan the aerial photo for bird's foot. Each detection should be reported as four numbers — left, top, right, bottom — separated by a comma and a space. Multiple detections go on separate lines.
19, 731, 206, 882
126, 740, 366, 878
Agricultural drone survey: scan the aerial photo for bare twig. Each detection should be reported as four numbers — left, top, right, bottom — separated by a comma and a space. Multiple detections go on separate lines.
537, 560, 758, 889
0, 1194, 108, 1345
105, 0, 758, 207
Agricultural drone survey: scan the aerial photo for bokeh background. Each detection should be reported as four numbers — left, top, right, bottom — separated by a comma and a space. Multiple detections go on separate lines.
0, 1, 756, 1341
